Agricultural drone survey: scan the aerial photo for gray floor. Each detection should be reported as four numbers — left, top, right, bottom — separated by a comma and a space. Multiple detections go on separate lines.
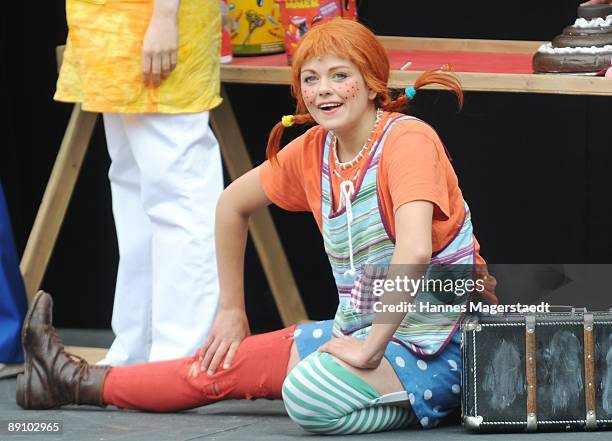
1, 330, 611, 441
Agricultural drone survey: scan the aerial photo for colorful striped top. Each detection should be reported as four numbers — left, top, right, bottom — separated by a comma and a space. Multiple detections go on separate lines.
322, 116, 476, 356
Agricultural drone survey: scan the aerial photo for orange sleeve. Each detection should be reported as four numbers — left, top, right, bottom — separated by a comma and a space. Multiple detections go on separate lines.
259, 135, 310, 212
383, 127, 451, 221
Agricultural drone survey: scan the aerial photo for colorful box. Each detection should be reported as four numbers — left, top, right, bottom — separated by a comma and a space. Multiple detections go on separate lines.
276, 0, 358, 64
229, 0, 285, 56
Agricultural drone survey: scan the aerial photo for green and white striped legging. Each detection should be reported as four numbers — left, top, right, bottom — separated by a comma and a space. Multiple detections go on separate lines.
282, 351, 417, 435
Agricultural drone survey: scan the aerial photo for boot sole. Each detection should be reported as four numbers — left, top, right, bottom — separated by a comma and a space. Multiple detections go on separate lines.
18, 291, 47, 409
15, 373, 27, 408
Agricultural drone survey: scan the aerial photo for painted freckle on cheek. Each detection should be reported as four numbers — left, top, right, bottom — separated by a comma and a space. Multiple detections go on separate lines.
303, 90, 316, 105
342, 82, 359, 100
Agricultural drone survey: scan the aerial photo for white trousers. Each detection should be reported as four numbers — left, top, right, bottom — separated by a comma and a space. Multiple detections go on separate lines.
98, 112, 222, 365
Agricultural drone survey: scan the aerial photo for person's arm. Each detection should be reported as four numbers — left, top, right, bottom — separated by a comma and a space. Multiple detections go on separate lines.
191, 166, 272, 376
142, 0, 181, 86
581, 0, 612, 5
318, 200, 433, 369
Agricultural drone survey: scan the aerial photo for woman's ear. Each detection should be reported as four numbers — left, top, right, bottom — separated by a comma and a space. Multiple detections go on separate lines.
368, 89, 377, 100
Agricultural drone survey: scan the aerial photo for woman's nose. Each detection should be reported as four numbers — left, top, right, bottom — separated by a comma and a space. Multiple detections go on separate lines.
317, 79, 332, 95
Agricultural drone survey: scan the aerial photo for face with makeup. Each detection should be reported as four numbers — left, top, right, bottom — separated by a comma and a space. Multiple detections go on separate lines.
299, 55, 376, 139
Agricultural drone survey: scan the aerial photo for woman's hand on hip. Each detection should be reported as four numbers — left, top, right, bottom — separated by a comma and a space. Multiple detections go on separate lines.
190, 308, 250, 377
318, 336, 385, 370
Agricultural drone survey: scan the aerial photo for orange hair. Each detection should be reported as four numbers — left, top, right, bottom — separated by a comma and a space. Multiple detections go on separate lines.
266, 19, 463, 162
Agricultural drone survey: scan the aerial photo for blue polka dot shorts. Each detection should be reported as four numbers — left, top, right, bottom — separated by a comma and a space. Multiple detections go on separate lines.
293, 320, 462, 429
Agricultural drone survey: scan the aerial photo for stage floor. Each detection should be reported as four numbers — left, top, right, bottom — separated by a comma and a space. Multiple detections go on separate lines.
0, 329, 609, 440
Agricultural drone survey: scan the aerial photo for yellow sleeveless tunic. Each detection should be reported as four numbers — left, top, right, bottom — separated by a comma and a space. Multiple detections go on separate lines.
55, 0, 221, 113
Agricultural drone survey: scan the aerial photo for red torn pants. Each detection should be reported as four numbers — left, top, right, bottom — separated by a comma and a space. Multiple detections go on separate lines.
102, 325, 296, 412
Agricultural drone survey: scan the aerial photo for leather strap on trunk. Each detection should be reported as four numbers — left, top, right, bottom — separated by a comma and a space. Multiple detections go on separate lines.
525, 315, 537, 431
583, 313, 597, 430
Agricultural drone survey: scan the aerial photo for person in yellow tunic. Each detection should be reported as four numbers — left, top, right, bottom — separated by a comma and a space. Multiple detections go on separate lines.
55, 0, 223, 365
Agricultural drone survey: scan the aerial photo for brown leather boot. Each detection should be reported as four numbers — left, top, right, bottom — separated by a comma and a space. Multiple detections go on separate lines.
16, 291, 110, 409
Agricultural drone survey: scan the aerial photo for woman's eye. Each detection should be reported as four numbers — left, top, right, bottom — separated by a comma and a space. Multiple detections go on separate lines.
333, 72, 348, 80
303, 75, 317, 84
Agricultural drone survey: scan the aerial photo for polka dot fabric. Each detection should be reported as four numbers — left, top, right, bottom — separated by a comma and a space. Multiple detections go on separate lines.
293, 320, 334, 360
383, 330, 462, 429
293, 320, 462, 429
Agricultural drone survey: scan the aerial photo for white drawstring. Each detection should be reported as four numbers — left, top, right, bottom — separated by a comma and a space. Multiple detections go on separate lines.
339, 179, 356, 277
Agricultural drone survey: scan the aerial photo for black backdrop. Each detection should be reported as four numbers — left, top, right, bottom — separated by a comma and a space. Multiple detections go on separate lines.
1, 1, 611, 332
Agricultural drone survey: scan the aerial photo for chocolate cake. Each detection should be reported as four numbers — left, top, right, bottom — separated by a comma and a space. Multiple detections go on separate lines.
533, 5, 612, 74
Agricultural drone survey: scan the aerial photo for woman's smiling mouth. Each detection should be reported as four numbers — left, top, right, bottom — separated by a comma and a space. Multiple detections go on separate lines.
318, 102, 344, 114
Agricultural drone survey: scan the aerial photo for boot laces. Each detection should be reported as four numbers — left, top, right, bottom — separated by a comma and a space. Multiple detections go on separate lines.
48, 326, 90, 404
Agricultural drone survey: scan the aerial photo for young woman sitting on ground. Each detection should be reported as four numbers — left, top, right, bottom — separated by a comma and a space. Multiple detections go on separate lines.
17, 18, 496, 435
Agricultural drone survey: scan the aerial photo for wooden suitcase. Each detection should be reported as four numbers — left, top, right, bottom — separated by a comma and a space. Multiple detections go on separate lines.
461, 310, 612, 432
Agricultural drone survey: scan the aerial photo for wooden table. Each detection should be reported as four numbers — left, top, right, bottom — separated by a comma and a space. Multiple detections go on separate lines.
20, 36, 612, 329
223, 36, 612, 95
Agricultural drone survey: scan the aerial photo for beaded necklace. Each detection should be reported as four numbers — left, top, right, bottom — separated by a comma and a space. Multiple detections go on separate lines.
332, 108, 383, 179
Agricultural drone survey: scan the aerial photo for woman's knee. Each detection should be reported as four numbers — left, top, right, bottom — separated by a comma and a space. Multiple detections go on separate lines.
282, 354, 341, 431
282, 356, 413, 434
282, 352, 383, 433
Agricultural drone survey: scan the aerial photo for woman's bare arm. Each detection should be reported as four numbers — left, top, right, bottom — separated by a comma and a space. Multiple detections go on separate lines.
193, 166, 272, 375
